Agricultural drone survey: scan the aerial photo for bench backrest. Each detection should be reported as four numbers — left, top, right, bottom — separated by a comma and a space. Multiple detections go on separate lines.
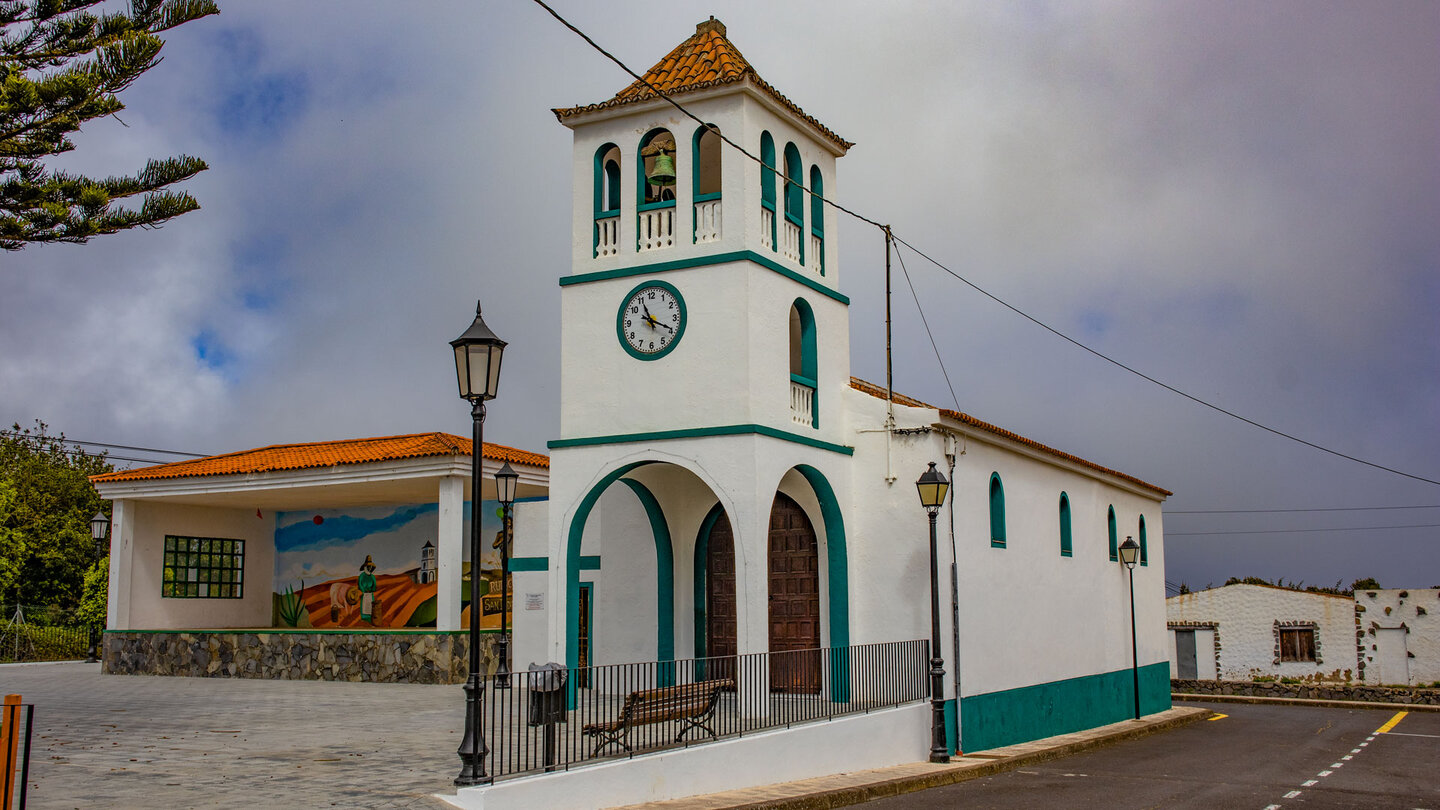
622, 678, 734, 724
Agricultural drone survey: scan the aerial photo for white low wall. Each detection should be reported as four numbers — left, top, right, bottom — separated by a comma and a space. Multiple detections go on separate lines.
438, 702, 930, 810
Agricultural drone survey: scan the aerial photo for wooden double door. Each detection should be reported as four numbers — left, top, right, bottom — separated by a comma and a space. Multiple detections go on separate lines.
706, 493, 821, 693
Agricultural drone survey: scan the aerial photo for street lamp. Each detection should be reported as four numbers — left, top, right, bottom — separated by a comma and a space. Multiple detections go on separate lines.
451, 300, 507, 787
88, 511, 110, 664
493, 461, 518, 689
1118, 535, 1141, 721
915, 462, 951, 763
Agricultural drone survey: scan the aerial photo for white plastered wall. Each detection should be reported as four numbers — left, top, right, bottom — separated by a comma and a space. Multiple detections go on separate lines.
113, 500, 276, 629
1166, 584, 1357, 681
1355, 588, 1440, 685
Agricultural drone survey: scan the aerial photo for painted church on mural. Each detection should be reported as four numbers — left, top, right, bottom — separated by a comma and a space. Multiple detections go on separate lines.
92, 18, 1170, 754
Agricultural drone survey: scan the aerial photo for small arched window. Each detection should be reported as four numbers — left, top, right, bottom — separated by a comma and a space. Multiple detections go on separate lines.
1107, 506, 1118, 561
693, 124, 722, 244
789, 299, 817, 428
760, 132, 777, 251
1139, 515, 1148, 566
783, 143, 804, 265
1059, 492, 1072, 557
809, 164, 824, 275
592, 143, 621, 257
989, 473, 1006, 548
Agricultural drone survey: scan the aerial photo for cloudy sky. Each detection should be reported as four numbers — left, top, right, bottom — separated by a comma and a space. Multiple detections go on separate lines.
3, 1, 1436, 591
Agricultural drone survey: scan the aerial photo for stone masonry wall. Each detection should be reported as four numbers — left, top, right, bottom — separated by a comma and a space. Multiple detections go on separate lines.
1173, 678, 1440, 705
102, 631, 493, 684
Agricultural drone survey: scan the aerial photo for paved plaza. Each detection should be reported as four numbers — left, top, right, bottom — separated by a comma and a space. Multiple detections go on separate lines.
1, 661, 461, 809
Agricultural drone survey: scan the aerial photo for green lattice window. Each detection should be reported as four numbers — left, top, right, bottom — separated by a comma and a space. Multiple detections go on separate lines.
162, 535, 245, 598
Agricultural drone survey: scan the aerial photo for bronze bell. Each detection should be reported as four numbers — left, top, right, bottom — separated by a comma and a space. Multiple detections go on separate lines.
648, 153, 676, 187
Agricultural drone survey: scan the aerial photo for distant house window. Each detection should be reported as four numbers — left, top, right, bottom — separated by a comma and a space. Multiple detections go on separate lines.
162, 535, 245, 598
1107, 506, 1118, 561
1279, 627, 1316, 662
989, 473, 1006, 548
1059, 492, 1072, 557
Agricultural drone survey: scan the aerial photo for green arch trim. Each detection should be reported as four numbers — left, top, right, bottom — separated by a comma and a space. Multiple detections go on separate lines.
565, 461, 651, 701
1059, 492, 1073, 557
618, 478, 676, 685
794, 463, 851, 702
1138, 514, 1148, 566
989, 472, 1007, 548
693, 501, 725, 662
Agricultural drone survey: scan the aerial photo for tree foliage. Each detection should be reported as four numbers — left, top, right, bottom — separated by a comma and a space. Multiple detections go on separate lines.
0, 420, 112, 608
1, 0, 219, 250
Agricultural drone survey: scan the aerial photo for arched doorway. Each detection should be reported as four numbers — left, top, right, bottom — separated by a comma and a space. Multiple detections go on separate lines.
705, 511, 736, 682
768, 493, 820, 693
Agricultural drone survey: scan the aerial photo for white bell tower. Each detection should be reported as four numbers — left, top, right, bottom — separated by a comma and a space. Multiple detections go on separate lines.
550, 17, 854, 450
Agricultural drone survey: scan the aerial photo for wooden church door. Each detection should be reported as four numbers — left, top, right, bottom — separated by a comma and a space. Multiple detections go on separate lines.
768, 493, 821, 693
705, 511, 737, 682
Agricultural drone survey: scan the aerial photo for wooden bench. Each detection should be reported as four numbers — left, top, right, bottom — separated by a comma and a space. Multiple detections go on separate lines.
581, 678, 734, 755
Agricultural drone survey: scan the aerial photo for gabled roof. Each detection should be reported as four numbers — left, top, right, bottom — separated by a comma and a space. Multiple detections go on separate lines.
90, 432, 549, 485
849, 378, 1171, 497
553, 17, 853, 154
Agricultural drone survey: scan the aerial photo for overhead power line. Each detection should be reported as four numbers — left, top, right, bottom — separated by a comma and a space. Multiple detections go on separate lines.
1169, 505, 1440, 515
1167, 523, 1440, 537
0, 429, 206, 458
530, 1, 1440, 490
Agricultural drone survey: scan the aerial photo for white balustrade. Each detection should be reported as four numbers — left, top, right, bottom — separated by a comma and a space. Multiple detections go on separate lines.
595, 217, 619, 257
781, 220, 801, 264
790, 380, 815, 427
810, 234, 823, 273
760, 207, 774, 250
638, 207, 675, 253
694, 199, 722, 244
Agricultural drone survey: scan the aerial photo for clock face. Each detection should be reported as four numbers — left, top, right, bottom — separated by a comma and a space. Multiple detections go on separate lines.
617, 280, 686, 360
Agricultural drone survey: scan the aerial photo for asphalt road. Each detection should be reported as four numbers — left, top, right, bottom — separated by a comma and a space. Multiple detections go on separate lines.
861, 701, 1439, 810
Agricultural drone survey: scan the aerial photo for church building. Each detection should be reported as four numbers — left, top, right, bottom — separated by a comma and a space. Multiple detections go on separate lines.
506, 17, 1173, 756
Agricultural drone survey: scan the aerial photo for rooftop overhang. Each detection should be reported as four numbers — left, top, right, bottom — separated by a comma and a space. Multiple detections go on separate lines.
93, 455, 549, 512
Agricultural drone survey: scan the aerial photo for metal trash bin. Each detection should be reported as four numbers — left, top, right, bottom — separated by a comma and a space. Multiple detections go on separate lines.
527, 662, 568, 726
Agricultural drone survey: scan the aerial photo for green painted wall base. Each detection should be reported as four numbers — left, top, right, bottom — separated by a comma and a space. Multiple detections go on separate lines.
959, 661, 1171, 752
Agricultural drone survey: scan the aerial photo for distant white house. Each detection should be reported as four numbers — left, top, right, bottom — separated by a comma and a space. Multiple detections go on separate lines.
1167, 583, 1440, 685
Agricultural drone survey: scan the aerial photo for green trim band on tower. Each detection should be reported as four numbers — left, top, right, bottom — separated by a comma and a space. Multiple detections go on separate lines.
508, 556, 549, 572
619, 478, 676, 685
959, 661, 1172, 752
548, 423, 854, 456
559, 250, 850, 305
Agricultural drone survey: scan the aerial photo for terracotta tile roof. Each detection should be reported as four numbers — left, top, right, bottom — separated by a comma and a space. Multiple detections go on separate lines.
850, 378, 1171, 496
553, 17, 853, 154
90, 432, 549, 485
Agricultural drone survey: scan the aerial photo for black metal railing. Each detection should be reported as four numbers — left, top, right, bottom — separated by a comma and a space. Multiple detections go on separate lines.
0, 606, 89, 664
1, 699, 34, 810
479, 639, 929, 780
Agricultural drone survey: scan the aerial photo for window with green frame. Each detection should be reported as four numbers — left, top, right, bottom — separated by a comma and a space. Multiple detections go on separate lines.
162, 535, 245, 598
1059, 492, 1072, 557
1139, 515, 1148, 566
989, 473, 1006, 548
1107, 506, 1118, 561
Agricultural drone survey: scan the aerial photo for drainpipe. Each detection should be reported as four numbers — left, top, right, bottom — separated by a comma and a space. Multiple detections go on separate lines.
944, 430, 963, 753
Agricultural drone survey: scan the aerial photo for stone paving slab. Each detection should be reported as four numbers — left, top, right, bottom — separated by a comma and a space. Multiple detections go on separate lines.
609, 706, 1211, 810
2, 661, 463, 809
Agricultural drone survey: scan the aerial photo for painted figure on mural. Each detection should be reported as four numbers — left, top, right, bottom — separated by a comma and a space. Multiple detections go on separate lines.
358, 555, 378, 623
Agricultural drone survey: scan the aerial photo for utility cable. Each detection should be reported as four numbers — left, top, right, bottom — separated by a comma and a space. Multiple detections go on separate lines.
890, 238, 1440, 488
894, 243, 961, 411
1167, 523, 1440, 537
0, 429, 206, 458
531, 1, 1440, 490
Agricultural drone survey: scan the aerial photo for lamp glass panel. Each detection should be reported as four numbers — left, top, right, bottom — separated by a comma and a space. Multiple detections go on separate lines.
485, 344, 504, 399
453, 344, 469, 398
1118, 540, 1140, 566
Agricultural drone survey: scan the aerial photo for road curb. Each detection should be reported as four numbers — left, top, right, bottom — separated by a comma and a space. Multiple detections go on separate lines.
1174, 692, 1440, 713
690, 708, 1212, 810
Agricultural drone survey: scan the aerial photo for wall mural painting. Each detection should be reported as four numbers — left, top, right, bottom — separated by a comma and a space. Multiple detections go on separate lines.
271, 501, 511, 629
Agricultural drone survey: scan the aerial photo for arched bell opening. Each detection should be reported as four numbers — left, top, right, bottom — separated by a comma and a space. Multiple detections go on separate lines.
692, 124, 722, 244
788, 299, 818, 428
636, 128, 677, 253
592, 143, 621, 257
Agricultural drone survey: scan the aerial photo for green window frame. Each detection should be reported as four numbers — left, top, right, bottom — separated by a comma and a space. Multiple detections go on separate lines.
809, 164, 825, 275
760, 131, 777, 251
989, 473, 1006, 548
790, 298, 818, 428
1107, 506, 1118, 561
783, 143, 805, 265
1139, 515, 1148, 566
162, 535, 245, 599
1059, 492, 1072, 557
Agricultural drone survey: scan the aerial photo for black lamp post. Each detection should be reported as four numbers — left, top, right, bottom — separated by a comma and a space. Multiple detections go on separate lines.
451, 300, 507, 787
915, 462, 951, 763
493, 461, 518, 689
1118, 535, 1141, 720
88, 510, 110, 664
